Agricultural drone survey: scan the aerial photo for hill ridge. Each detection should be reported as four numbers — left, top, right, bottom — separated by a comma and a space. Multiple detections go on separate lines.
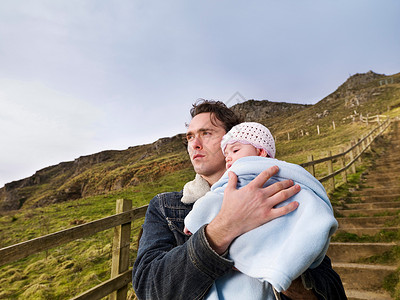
1, 70, 399, 212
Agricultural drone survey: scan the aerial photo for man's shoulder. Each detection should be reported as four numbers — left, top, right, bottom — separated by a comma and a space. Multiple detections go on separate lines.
149, 190, 193, 221
153, 190, 183, 201
150, 190, 191, 208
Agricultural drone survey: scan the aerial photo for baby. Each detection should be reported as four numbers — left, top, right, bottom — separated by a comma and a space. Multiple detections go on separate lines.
183, 122, 275, 235
184, 122, 338, 299
222, 121, 275, 168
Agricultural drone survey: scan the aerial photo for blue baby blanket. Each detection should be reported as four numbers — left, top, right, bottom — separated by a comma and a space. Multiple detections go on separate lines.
185, 156, 338, 299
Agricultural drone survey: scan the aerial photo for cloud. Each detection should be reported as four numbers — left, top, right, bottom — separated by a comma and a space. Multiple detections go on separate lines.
0, 79, 103, 186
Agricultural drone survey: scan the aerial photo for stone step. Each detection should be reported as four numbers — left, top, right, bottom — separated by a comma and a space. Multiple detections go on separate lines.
362, 177, 400, 182
364, 183, 400, 190
343, 201, 400, 209
345, 289, 393, 300
335, 207, 400, 217
347, 194, 400, 203
370, 153, 400, 159
370, 160, 400, 166
373, 156, 400, 161
332, 262, 396, 291
356, 188, 400, 196
327, 242, 396, 263
373, 157, 400, 162
337, 216, 397, 228
362, 178, 400, 185
335, 227, 400, 236
363, 175, 400, 182
364, 170, 400, 177
367, 167, 400, 174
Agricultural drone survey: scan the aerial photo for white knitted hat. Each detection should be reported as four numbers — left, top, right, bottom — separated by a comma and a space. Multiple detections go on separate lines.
221, 122, 276, 158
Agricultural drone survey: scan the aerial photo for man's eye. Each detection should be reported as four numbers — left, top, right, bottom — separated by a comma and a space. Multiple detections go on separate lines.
186, 135, 194, 141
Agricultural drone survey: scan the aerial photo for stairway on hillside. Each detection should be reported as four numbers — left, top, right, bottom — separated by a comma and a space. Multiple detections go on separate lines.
327, 120, 400, 300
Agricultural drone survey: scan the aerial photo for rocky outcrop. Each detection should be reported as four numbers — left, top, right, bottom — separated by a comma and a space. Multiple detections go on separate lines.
340, 70, 385, 90
230, 99, 310, 121
321, 71, 387, 108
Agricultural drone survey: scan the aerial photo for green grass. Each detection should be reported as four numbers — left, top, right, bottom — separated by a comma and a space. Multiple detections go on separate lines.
0, 167, 195, 299
356, 246, 400, 265
331, 230, 400, 243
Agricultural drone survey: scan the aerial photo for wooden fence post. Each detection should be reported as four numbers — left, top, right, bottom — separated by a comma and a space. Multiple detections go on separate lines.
110, 199, 132, 300
357, 138, 362, 163
340, 148, 347, 183
368, 134, 374, 150
317, 125, 320, 135
361, 135, 366, 153
327, 151, 335, 191
349, 141, 356, 174
307, 155, 315, 177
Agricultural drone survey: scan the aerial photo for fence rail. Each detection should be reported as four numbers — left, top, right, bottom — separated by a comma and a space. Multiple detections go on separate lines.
300, 115, 391, 190
360, 113, 387, 124
0, 115, 392, 299
0, 202, 148, 299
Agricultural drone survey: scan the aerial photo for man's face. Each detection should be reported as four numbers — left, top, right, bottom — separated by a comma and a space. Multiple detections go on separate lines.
186, 112, 227, 182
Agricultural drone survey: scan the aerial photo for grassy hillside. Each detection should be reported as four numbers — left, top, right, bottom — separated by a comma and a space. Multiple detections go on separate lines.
0, 167, 195, 299
0, 134, 190, 211
0, 71, 399, 299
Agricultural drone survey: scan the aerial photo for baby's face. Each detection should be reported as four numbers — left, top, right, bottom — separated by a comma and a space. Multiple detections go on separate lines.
224, 142, 259, 169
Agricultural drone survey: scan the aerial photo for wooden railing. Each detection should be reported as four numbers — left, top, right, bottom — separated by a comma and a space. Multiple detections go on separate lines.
360, 113, 387, 124
0, 200, 148, 300
300, 116, 391, 191
0, 115, 392, 299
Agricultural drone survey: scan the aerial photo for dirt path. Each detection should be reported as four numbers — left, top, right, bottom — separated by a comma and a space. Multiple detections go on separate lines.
327, 120, 400, 300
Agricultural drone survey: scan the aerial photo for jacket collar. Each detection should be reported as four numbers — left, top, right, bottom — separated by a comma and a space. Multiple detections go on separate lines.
181, 174, 210, 204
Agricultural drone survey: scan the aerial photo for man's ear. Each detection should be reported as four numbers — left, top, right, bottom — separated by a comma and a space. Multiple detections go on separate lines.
258, 148, 268, 157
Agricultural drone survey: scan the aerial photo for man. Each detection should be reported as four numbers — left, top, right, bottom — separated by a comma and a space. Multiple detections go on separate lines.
133, 100, 346, 299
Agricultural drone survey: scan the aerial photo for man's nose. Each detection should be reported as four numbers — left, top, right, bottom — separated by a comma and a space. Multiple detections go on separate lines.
191, 136, 203, 150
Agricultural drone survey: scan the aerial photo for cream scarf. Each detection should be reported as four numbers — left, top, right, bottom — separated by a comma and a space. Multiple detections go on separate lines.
181, 174, 210, 204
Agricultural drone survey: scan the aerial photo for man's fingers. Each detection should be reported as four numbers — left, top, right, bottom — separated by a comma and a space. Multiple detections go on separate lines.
268, 184, 301, 207
226, 171, 238, 191
272, 200, 299, 219
261, 179, 295, 198
247, 166, 280, 188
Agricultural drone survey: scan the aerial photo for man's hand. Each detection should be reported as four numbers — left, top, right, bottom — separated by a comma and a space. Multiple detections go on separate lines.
205, 166, 300, 254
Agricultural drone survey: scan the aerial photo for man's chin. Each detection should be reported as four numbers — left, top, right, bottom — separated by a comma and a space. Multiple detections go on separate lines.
192, 165, 205, 174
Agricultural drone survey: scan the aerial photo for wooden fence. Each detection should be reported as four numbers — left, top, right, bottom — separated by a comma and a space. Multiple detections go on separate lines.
300, 116, 391, 191
360, 113, 387, 124
0, 200, 148, 300
0, 116, 391, 299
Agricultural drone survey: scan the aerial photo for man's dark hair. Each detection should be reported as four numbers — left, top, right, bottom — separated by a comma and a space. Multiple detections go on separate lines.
190, 99, 242, 132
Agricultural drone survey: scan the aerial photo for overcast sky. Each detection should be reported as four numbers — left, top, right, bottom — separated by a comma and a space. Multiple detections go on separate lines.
0, 1, 399, 187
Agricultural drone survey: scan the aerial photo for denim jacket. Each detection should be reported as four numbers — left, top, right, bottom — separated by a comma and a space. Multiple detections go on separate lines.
132, 191, 347, 300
